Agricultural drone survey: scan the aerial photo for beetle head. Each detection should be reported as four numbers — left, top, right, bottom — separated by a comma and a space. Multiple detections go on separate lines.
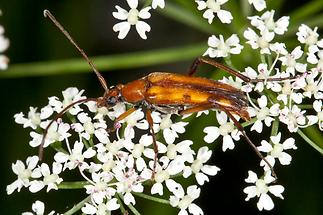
98, 84, 124, 108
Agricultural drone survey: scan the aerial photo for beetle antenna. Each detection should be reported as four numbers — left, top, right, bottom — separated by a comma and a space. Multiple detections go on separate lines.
39, 97, 97, 160
43, 9, 109, 92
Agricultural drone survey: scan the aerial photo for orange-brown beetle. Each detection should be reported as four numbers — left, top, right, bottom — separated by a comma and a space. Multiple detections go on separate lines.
40, 10, 292, 179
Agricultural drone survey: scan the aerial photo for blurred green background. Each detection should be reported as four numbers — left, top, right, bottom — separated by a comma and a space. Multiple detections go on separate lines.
0, 0, 322, 214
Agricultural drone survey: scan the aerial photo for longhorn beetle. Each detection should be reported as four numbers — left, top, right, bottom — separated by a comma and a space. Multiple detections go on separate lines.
41, 10, 294, 179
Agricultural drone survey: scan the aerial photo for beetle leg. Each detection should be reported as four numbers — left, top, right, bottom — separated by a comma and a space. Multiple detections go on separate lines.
178, 104, 215, 115
145, 109, 158, 180
187, 58, 202, 76
220, 107, 278, 180
192, 57, 297, 83
106, 107, 137, 133
115, 107, 137, 121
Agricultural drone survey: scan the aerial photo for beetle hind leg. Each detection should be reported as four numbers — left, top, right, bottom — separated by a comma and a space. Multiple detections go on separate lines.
221, 108, 278, 180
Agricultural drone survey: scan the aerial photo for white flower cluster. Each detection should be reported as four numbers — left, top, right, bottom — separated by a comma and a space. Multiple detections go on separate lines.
0, 9, 9, 70
8, 87, 220, 215
202, 2, 323, 211
7, 0, 323, 214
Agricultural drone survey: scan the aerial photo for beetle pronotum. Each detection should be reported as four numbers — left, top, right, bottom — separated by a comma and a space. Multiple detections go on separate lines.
41, 10, 296, 179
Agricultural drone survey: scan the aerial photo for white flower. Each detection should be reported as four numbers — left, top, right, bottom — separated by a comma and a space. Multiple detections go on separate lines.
277, 78, 305, 105
203, 111, 240, 151
73, 112, 107, 141
313, 100, 323, 130
54, 140, 96, 171
151, 158, 187, 196
113, 0, 151, 39
248, 10, 289, 35
258, 133, 297, 170
22, 200, 56, 215
159, 114, 188, 144
183, 146, 220, 185
297, 24, 323, 47
279, 46, 307, 75
53, 87, 86, 115
302, 71, 323, 99
250, 95, 278, 133
6, 156, 39, 194
244, 28, 275, 54
114, 167, 144, 205
82, 199, 120, 215
166, 140, 195, 163
0, 27, 9, 52
29, 163, 63, 193
152, 0, 165, 9
0, 21, 9, 70
106, 102, 127, 120
307, 50, 323, 70
278, 105, 316, 132
0, 54, 9, 70
243, 63, 282, 93
269, 42, 288, 55
195, 0, 233, 24
125, 134, 155, 171
96, 139, 125, 161
121, 109, 149, 139
84, 172, 115, 205
248, 0, 266, 11
204, 34, 243, 58
244, 171, 284, 211
170, 185, 204, 215
14, 107, 42, 129
32, 120, 71, 148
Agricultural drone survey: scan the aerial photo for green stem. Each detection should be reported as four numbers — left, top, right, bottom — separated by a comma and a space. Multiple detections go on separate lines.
266, 54, 273, 69
116, 194, 127, 215
117, 193, 141, 215
159, 2, 214, 34
289, 0, 323, 22
0, 43, 205, 78
241, 0, 251, 17
270, 118, 279, 137
224, 56, 235, 70
63, 195, 90, 215
241, 117, 257, 127
126, 202, 141, 215
132, 192, 170, 205
260, 54, 266, 64
298, 104, 314, 109
297, 129, 323, 155
58, 181, 90, 189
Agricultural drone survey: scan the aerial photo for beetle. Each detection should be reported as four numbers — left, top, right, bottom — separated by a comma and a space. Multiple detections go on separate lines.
40, 10, 292, 179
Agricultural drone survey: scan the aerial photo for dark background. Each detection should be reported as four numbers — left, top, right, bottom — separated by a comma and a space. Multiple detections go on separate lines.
0, 0, 322, 214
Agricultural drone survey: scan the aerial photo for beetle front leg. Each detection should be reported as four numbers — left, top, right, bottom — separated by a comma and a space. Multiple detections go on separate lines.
107, 107, 137, 133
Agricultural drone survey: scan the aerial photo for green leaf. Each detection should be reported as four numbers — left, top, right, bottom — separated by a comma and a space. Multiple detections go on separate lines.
63, 196, 90, 215
0, 43, 205, 78
298, 127, 323, 155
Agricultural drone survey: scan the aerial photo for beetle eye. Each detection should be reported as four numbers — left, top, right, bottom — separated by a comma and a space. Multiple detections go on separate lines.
106, 96, 117, 106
